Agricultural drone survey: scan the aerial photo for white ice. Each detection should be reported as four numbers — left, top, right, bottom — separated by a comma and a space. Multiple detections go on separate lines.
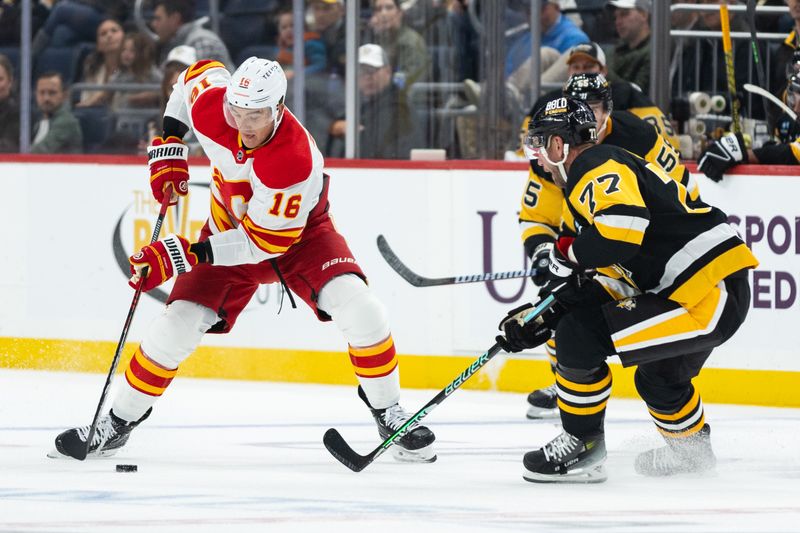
0, 368, 798, 532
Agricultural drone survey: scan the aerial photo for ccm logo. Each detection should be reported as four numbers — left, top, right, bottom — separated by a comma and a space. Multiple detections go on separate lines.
322, 257, 355, 271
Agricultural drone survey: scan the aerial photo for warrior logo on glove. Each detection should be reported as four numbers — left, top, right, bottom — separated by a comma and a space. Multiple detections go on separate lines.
148, 136, 190, 205
129, 234, 198, 292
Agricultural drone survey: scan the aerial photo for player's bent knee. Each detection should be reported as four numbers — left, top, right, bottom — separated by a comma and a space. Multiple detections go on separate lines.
319, 274, 390, 347
141, 300, 218, 368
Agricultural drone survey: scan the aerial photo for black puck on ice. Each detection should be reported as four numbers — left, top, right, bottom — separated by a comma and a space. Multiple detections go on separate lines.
116, 464, 137, 473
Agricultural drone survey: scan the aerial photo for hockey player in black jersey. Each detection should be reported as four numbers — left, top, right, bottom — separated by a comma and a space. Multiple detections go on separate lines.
698, 73, 800, 181
498, 97, 758, 483
520, 73, 698, 420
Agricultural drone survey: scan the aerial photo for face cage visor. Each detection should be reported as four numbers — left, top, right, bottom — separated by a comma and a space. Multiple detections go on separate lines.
223, 96, 275, 132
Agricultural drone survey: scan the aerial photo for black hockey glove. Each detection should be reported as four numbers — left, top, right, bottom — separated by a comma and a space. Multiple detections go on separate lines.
697, 132, 748, 182
538, 237, 588, 308
496, 302, 554, 353
530, 242, 553, 286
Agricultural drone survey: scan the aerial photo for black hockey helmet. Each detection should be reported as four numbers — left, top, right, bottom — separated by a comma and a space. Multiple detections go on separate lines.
786, 73, 800, 107
785, 49, 800, 78
563, 72, 613, 113
525, 96, 598, 152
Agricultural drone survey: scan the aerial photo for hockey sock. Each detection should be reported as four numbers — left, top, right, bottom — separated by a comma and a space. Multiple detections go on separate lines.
647, 386, 706, 438
350, 335, 400, 409
556, 363, 612, 438
112, 346, 178, 422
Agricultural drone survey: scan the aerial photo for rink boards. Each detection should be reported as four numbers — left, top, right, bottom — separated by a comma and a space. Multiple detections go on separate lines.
0, 156, 798, 407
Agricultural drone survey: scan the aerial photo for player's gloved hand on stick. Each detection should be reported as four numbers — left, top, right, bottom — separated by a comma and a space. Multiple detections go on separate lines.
697, 132, 747, 182
496, 302, 553, 353
530, 242, 553, 286
148, 136, 189, 205
129, 234, 198, 292
539, 236, 588, 307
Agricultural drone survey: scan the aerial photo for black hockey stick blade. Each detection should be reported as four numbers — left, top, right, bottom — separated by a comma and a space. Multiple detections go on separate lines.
376, 234, 535, 287
324, 293, 557, 472
323, 428, 378, 472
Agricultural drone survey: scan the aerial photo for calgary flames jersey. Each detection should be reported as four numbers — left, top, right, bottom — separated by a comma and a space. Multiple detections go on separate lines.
565, 144, 757, 308
519, 110, 696, 256
165, 60, 326, 266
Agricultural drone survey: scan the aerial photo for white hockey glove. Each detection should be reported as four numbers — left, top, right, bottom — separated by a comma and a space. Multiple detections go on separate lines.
697, 132, 748, 182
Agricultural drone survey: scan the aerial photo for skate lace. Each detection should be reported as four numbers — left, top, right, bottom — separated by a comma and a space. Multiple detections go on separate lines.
543, 384, 558, 399
649, 446, 679, 472
381, 404, 415, 431
75, 417, 115, 447
543, 432, 580, 462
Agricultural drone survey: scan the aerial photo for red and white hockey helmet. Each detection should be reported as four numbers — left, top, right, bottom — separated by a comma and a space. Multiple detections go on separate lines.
224, 57, 287, 132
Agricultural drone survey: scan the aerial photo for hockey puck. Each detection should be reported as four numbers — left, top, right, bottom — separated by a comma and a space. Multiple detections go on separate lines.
116, 464, 137, 473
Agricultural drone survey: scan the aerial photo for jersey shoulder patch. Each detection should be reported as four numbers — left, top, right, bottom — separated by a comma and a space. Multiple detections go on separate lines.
252, 114, 315, 190
184, 60, 227, 83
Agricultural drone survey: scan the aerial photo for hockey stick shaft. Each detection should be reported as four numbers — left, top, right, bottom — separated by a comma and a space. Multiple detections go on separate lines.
79, 187, 173, 460
720, 3, 742, 134
324, 292, 558, 472
377, 234, 534, 287
745, 0, 767, 89
743, 83, 797, 121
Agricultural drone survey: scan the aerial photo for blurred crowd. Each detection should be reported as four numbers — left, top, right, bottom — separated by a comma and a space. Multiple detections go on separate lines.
0, 0, 799, 160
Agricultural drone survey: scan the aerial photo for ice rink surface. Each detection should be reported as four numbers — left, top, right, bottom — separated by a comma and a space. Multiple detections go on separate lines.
0, 368, 798, 533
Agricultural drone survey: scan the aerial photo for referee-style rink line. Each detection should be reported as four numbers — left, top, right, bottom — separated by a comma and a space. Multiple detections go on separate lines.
0, 369, 798, 532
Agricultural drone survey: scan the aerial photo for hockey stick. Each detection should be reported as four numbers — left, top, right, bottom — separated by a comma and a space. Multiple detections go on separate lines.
720, 3, 742, 134
323, 291, 559, 472
377, 234, 535, 287
76, 186, 173, 460
743, 83, 798, 121
745, 0, 767, 89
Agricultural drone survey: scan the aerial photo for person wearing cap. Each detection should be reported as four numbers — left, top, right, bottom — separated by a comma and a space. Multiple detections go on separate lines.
151, 0, 232, 69
606, 0, 652, 93
329, 43, 418, 159
51, 55, 438, 463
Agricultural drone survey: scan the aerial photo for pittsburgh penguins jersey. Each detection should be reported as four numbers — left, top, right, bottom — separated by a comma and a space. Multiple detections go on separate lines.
564, 143, 758, 308
518, 110, 696, 255
165, 60, 326, 266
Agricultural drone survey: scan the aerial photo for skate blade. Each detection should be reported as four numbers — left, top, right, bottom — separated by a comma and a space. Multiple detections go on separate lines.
525, 406, 560, 420
523, 464, 608, 484
46, 447, 120, 460
391, 444, 437, 463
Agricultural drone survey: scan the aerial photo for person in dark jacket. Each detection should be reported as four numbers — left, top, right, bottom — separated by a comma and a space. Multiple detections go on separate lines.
0, 54, 20, 153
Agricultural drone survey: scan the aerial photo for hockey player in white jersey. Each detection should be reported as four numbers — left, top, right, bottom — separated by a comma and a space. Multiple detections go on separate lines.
52, 57, 436, 463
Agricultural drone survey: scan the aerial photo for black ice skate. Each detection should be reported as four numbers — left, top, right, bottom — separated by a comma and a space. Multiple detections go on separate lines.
523, 430, 607, 483
526, 383, 560, 419
49, 408, 152, 460
635, 424, 716, 477
358, 386, 436, 463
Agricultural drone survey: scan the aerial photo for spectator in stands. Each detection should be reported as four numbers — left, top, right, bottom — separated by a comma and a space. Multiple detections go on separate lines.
669, 0, 700, 94
364, 0, 431, 88
606, 0, 652, 93
447, 0, 480, 82
329, 44, 418, 159
76, 18, 124, 108
0, 54, 20, 153
309, 0, 346, 77
111, 31, 161, 111
31, 0, 130, 56
0, 0, 49, 46
31, 71, 83, 154
151, 0, 232, 69
274, 10, 327, 79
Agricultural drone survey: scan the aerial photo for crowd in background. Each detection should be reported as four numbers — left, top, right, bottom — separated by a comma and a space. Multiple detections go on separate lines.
0, 0, 799, 160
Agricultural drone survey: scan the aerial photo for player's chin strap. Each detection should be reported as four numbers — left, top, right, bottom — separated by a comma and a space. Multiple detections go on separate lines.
539, 139, 570, 185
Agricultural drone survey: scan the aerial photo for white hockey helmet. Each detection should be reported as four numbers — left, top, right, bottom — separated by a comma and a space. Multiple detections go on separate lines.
224, 57, 287, 133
